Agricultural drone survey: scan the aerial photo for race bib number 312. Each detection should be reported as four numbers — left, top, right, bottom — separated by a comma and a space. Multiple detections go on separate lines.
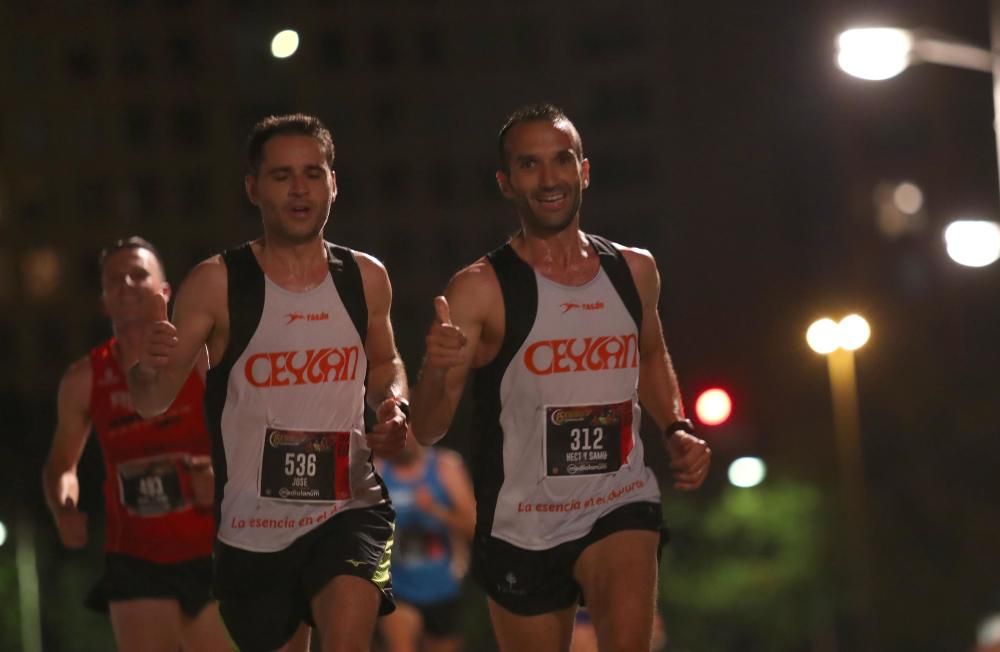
260, 429, 351, 502
545, 400, 634, 477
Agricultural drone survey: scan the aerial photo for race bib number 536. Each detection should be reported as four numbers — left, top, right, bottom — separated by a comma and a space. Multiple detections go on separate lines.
259, 429, 352, 502
545, 400, 634, 477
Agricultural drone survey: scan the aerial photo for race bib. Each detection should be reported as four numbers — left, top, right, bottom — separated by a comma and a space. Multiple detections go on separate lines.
545, 400, 633, 477
117, 454, 189, 517
259, 428, 352, 502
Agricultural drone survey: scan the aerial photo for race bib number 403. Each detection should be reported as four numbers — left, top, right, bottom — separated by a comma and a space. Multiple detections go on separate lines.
259, 428, 352, 502
117, 454, 189, 517
545, 400, 634, 477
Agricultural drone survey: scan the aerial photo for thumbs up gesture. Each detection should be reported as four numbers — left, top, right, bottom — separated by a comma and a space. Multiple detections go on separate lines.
119, 292, 178, 374
424, 296, 467, 372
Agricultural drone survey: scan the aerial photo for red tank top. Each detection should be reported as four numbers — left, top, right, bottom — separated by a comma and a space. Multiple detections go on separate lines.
89, 338, 215, 563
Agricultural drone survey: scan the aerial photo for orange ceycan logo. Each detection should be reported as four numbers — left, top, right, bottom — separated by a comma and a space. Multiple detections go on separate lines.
245, 347, 361, 387
286, 312, 329, 324
560, 301, 604, 314
524, 334, 638, 375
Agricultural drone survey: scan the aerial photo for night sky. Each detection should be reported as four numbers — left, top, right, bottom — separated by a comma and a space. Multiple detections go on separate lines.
1, 1, 998, 650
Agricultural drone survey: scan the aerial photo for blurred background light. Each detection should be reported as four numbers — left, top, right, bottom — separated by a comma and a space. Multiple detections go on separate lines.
271, 29, 300, 59
944, 220, 1000, 267
837, 28, 912, 80
806, 318, 840, 354
695, 388, 733, 426
838, 314, 871, 351
893, 181, 924, 215
728, 456, 766, 488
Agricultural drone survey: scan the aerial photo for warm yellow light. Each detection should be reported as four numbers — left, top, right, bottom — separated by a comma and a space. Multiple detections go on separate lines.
944, 220, 1000, 267
271, 29, 300, 59
838, 314, 871, 351
695, 388, 732, 426
807, 318, 840, 354
837, 28, 912, 80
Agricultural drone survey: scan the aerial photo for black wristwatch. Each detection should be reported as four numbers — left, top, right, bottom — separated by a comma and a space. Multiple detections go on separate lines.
663, 418, 695, 439
395, 397, 411, 423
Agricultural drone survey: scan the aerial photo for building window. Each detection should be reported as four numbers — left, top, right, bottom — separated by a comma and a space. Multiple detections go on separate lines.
166, 35, 200, 77
372, 96, 403, 131
417, 27, 446, 67
118, 42, 151, 79
429, 161, 456, 202
589, 81, 652, 124
320, 30, 346, 69
65, 45, 99, 80
369, 26, 398, 70
170, 106, 206, 149
575, 22, 642, 61
78, 178, 111, 216
131, 175, 161, 216
377, 162, 411, 202
176, 174, 211, 215
123, 106, 154, 149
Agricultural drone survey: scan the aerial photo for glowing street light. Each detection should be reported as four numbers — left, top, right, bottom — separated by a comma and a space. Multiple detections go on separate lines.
944, 219, 1000, 267
806, 315, 870, 354
837, 14, 1000, 260
271, 29, 300, 59
836, 28, 913, 80
728, 457, 766, 488
836, 27, 993, 80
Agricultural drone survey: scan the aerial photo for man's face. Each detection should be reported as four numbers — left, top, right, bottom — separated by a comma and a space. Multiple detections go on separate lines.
497, 120, 589, 235
246, 134, 337, 245
101, 247, 169, 324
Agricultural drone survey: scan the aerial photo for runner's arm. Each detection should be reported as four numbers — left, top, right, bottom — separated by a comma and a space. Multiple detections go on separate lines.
626, 247, 711, 490
434, 449, 477, 540
127, 258, 224, 417
42, 357, 93, 547
357, 253, 408, 407
410, 265, 490, 445
626, 248, 686, 427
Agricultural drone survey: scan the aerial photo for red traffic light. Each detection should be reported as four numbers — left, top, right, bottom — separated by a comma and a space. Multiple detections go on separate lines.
695, 388, 732, 426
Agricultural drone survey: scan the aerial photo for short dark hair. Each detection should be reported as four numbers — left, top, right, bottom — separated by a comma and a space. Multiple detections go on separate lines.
98, 236, 165, 276
246, 113, 335, 176
497, 103, 583, 174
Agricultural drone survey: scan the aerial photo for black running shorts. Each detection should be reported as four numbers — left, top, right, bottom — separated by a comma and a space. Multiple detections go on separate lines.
214, 502, 396, 652
85, 553, 214, 618
471, 501, 667, 616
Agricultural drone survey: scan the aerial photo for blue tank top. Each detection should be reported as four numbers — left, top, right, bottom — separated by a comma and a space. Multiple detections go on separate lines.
382, 449, 461, 603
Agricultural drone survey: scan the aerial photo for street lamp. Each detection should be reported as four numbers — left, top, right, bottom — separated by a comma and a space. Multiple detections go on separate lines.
836, 14, 1000, 264
836, 27, 992, 80
807, 314, 875, 642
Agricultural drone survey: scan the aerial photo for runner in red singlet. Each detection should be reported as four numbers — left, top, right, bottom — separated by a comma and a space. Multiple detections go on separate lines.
42, 237, 230, 652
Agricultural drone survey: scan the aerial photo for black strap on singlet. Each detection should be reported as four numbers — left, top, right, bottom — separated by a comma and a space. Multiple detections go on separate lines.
325, 242, 368, 343
587, 234, 643, 342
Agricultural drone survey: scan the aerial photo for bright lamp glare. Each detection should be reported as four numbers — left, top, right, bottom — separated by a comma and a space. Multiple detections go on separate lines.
807, 318, 840, 354
271, 30, 300, 59
944, 220, 1000, 267
838, 314, 871, 351
728, 457, 766, 488
893, 182, 924, 215
0, 521, 7, 547
837, 28, 912, 80
695, 388, 732, 426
